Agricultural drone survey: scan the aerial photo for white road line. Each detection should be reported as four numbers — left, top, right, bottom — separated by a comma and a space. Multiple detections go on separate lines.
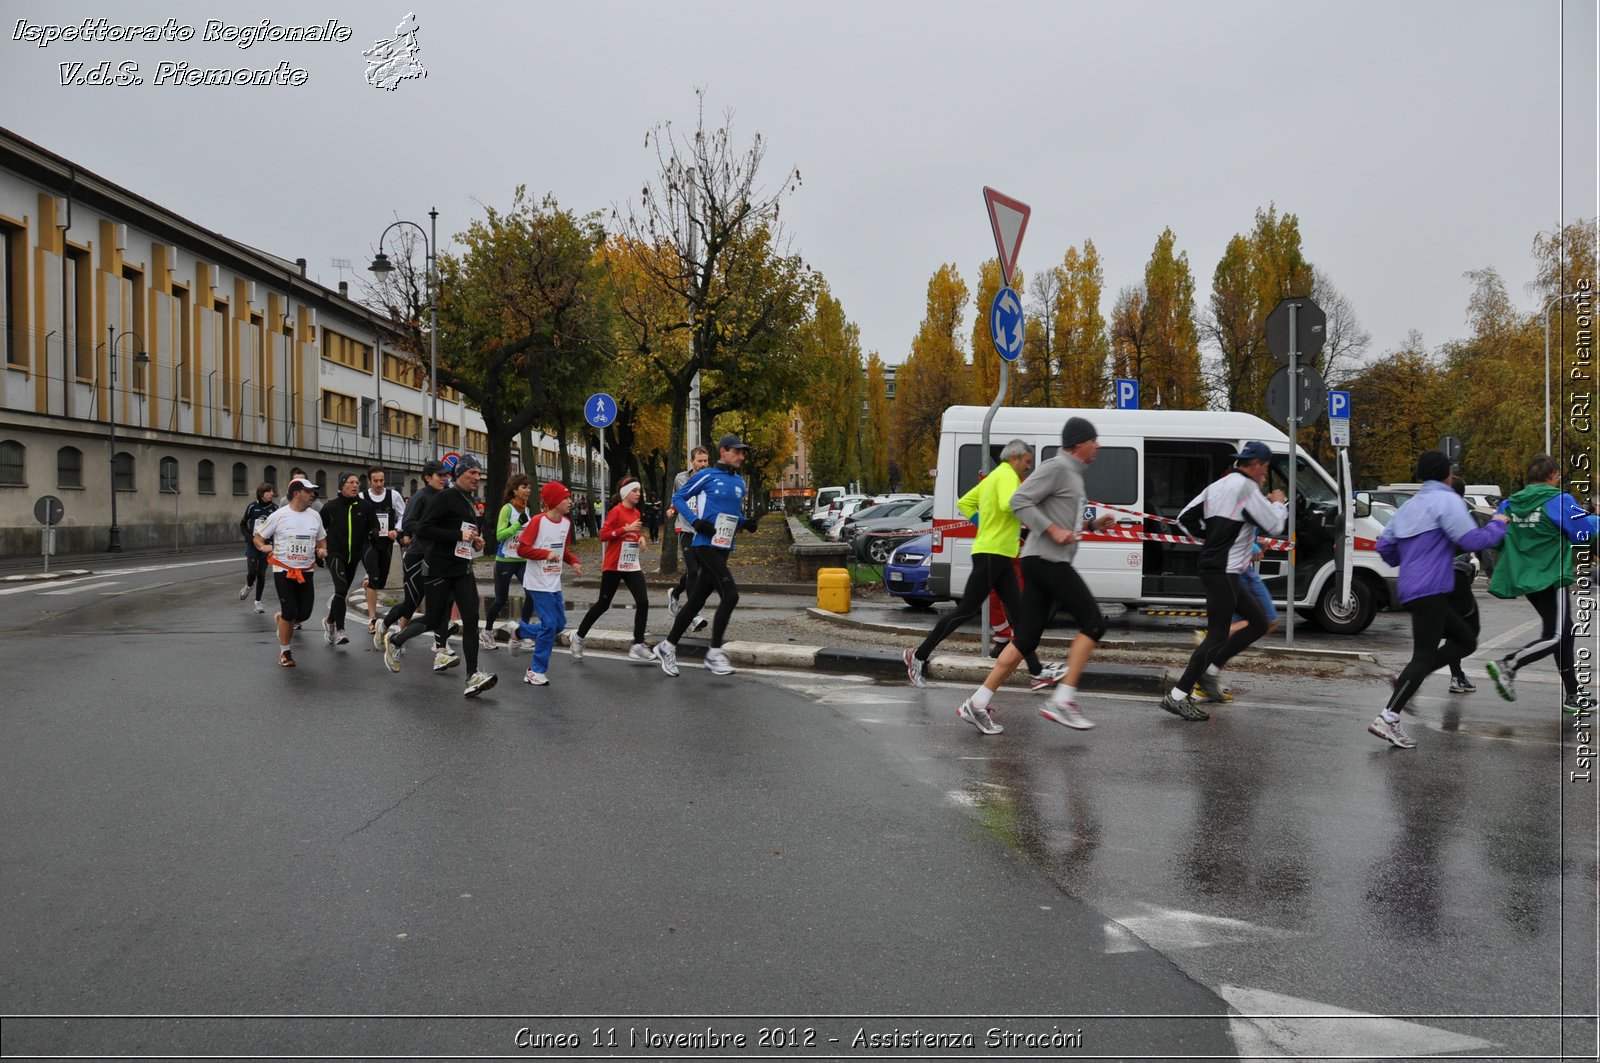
40, 581, 121, 596
0, 557, 234, 596
1219, 984, 1497, 1058
0, 576, 97, 596
1480, 617, 1540, 650
103, 581, 172, 596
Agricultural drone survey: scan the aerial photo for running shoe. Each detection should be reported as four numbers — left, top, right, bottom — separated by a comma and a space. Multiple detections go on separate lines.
464, 671, 498, 698
569, 632, 585, 660
253, 601, 265, 614
667, 589, 681, 617
1368, 714, 1416, 749
655, 641, 680, 678
1028, 663, 1066, 691
691, 615, 710, 633
372, 622, 387, 651
335, 628, 350, 646
238, 585, 249, 600
904, 648, 926, 688
1193, 673, 1233, 702
1486, 658, 1517, 702
278, 650, 295, 668
1040, 698, 1095, 730
628, 643, 654, 662
523, 670, 549, 687
1159, 692, 1210, 721
382, 632, 403, 673
1448, 675, 1476, 694
1562, 699, 1586, 717
433, 649, 461, 672
508, 636, 527, 653
322, 619, 337, 645
479, 629, 499, 651
704, 648, 735, 676
957, 698, 1004, 735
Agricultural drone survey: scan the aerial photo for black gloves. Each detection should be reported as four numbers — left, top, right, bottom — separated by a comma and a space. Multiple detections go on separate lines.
741, 516, 760, 532
692, 519, 715, 537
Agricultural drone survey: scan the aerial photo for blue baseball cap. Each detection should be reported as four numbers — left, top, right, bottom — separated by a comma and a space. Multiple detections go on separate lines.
1234, 441, 1273, 464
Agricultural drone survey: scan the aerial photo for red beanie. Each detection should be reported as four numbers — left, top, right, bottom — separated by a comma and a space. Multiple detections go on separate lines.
540, 482, 571, 510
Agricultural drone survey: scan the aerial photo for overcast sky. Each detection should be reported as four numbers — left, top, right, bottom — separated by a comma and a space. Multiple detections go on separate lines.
3, 0, 1595, 375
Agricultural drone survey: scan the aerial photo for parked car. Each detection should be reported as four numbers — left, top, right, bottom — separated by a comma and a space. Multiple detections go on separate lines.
883, 532, 937, 609
810, 486, 847, 529
850, 497, 935, 562
818, 494, 872, 536
830, 498, 921, 543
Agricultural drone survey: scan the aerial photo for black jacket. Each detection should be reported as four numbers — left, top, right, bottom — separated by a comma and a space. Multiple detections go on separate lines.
321, 493, 379, 566
240, 500, 278, 557
416, 486, 480, 579
401, 484, 440, 560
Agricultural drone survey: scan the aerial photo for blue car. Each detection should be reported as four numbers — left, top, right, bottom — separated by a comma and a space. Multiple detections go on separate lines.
883, 532, 938, 610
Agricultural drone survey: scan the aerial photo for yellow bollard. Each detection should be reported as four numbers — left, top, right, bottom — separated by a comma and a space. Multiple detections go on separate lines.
816, 567, 852, 613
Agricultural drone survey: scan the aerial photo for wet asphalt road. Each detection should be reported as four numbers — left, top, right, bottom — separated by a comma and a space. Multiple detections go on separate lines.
0, 553, 1595, 1060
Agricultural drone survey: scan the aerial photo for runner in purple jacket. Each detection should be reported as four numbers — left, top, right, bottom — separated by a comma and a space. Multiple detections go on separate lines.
1368, 450, 1509, 748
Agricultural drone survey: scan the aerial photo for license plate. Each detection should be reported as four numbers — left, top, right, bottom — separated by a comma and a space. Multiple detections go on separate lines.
888, 573, 904, 583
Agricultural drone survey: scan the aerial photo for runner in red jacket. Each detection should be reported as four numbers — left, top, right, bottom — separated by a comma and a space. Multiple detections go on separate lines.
570, 477, 654, 664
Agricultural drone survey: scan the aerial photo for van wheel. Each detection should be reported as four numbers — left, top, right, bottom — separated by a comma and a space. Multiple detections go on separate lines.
1313, 579, 1375, 635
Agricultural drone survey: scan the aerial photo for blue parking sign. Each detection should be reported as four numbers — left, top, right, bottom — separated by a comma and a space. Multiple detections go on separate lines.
1328, 390, 1350, 419
1115, 378, 1139, 410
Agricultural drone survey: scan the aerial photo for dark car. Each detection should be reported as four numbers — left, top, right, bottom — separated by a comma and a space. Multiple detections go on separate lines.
882, 532, 937, 609
850, 497, 935, 562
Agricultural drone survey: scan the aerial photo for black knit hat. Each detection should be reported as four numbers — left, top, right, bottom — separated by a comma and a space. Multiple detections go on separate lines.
1061, 416, 1098, 449
1415, 450, 1452, 483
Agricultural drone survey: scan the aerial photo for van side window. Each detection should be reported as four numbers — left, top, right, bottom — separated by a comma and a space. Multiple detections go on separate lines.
1144, 441, 1236, 516
956, 443, 1031, 497
1041, 445, 1138, 504
1268, 455, 1336, 504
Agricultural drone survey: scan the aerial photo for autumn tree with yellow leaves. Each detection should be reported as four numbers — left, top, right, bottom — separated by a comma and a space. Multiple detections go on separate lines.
893, 264, 973, 492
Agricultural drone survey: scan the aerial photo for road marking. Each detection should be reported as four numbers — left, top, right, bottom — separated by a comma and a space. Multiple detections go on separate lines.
1219, 984, 1497, 1058
39, 581, 122, 596
1480, 617, 1540, 650
0, 576, 97, 596
0, 557, 234, 596
103, 581, 172, 596
1103, 903, 1298, 954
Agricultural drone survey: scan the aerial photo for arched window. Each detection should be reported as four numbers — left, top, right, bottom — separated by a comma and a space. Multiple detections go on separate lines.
159, 456, 179, 493
0, 439, 23, 485
410, 477, 418, 496
198, 459, 216, 494
113, 452, 135, 491
232, 462, 249, 495
315, 469, 328, 493
57, 446, 83, 488
263, 464, 278, 488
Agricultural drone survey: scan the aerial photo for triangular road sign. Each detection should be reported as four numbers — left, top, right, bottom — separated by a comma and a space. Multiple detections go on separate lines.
983, 186, 1031, 282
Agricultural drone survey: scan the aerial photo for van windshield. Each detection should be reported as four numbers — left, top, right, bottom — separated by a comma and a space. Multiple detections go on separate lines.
1268, 453, 1336, 505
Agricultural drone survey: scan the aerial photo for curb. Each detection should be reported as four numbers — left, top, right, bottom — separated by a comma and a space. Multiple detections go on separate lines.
1, 569, 95, 583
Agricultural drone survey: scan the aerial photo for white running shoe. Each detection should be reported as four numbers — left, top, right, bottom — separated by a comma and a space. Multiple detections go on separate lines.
464, 671, 498, 698
479, 629, 499, 651
667, 590, 681, 617
903, 648, 926, 688
238, 585, 249, 601
383, 631, 404, 673
508, 636, 526, 653
957, 698, 1004, 735
523, 670, 549, 687
372, 622, 387, 651
335, 628, 350, 646
322, 619, 336, 645
1368, 714, 1416, 749
433, 650, 461, 672
1039, 698, 1095, 730
569, 632, 585, 660
691, 615, 710, 633
253, 602, 265, 614
628, 643, 654, 662
704, 647, 735, 676
655, 641, 679, 678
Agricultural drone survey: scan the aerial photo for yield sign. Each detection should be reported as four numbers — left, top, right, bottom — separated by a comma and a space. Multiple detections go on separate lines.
983, 186, 1031, 282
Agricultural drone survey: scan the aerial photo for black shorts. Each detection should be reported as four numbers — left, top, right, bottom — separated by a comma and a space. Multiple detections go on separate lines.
273, 570, 316, 623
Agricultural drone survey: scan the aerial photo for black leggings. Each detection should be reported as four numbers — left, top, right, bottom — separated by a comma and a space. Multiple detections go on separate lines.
916, 553, 1043, 674
363, 540, 394, 591
392, 571, 481, 672
1508, 585, 1577, 698
484, 561, 532, 631
671, 530, 702, 600
383, 554, 427, 629
325, 554, 364, 629
1386, 592, 1477, 714
1447, 569, 1480, 681
245, 552, 268, 602
1177, 569, 1271, 692
1012, 556, 1107, 656
578, 569, 650, 643
667, 546, 738, 647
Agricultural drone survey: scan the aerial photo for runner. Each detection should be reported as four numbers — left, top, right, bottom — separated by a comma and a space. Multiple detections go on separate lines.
654, 434, 760, 678
1485, 453, 1599, 717
482, 473, 535, 652
1369, 451, 1509, 748
377, 460, 458, 670
665, 446, 712, 634
515, 481, 583, 687
1444, 476, 1481, 694
903, 438, 1065, 693
360, 467, 405, 637
383, 456, 497, 697
251, 477, 327, 668
319, 472, 379, 646
238, 482, 278, 614
1160, 441, 1288, 722
951, 419, 1115, 735
571, 477, 654, 664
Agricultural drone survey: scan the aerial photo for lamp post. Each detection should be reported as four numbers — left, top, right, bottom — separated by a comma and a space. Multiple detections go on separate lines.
368, 209, 438, 457
102, 325, 148, 551
1543, 291, 1580, 455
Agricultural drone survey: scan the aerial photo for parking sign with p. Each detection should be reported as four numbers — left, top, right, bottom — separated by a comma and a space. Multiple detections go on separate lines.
1115, 378, 1139, 411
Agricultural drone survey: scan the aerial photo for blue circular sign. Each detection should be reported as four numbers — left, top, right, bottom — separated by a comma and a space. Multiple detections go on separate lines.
989, 286, 1024, 362
585, 392, 618, 429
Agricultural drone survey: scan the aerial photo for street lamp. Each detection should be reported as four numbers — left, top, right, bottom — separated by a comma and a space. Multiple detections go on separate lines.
369, 209, 438, 457
1543, 291, 1580, 455
101, 325, 148, 551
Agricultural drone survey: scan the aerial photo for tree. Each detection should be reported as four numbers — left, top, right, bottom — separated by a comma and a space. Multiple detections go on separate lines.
1346, 331, 1444, 486
797, 286, 864, 488
892, 265, 971, 492
1203, 205, 1314, 415
1054, 240, 1110, 408
1018, 266, 1062, 407
1532, 217, 1598, 484
861, 352, 891, 492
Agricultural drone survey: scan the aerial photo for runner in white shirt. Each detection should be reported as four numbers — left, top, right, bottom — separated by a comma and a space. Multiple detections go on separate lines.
251, 477, 328, 668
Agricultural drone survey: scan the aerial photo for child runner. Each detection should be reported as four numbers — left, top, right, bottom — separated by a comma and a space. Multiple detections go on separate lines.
516, 481, 583, 687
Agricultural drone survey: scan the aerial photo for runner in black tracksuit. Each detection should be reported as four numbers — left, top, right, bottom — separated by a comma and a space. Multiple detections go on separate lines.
379, 460, 448, 653
238, 484, 278, 611
320, 472, 379, 645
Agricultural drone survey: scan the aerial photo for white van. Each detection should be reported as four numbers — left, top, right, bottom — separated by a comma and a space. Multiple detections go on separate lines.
927, 406, 1397, 635
810, 486, 847, 528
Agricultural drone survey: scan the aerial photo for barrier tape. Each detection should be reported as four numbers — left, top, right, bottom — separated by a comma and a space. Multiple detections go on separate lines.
931, 507, 1293, 552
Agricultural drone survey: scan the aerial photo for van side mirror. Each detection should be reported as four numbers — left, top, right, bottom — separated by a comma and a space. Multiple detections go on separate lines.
1352, 492, 1372, 519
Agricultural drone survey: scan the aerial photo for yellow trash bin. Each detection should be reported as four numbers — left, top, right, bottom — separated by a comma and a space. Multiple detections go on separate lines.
817, 567, 852, 613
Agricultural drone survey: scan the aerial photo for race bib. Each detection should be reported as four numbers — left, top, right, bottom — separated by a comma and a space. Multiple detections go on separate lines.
454, 521, 478, 560
542, 558, 563, 576
619, 540, 641, 572
712, 512, 738, 549
377, 512, 390, 533
279, 534, 314, 565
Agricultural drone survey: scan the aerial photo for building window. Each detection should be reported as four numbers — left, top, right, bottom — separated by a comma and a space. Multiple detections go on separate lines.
321, 389, 358, 427
232, 461, 248, 495
0, 439, 23, 485
438, 423, 460, 449
410, 477, 418, 496
1, 222, 21, 368
381, 350, 422, 389
57, 446, 82, 488
198, 459, 215, 494
113, 451, 135, 491
263, 464, 278, 488
68, 248, 92, 380
321, 328, 373, 372
315, 469, 327, 493
466, 429, 487, 453
159, 456, 179, 493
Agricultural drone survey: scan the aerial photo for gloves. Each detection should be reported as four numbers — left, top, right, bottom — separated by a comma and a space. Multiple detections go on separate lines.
692, 519, 715, 537
741, 516, 760, 532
